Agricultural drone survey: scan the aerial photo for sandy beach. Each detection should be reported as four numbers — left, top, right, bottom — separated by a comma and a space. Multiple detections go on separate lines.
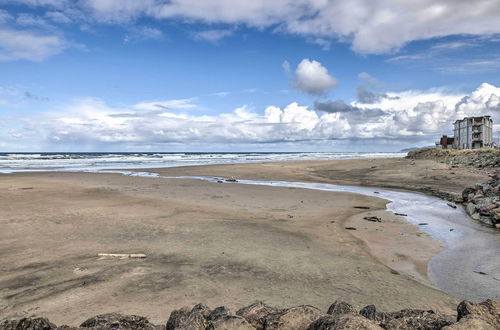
0, 157, 492, 325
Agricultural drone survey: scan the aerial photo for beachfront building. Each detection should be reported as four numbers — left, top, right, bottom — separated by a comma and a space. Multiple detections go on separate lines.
436, 135, 454, 149
453, 116, 493, 149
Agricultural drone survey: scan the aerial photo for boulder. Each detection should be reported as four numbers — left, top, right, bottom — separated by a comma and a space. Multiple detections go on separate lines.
326, 301, 356, 316
456, 299, 500, 328
466, 202, 478, 216
306, 314, 382, 330
80, 313, 156, 330
442, 317, 496, 329
263, 305, 325, 330
381, 314, 454, 329
236, 301, 281, 330
190, 304, 212, 319
166, 307, 207, 330
206, 315, 255, 330
208, 307, 231, 322
479, 204, 498, 216
462, 187, 476, 202
379, 309, 454, 330
0, 317, 56, 330
359, 305, 389, 323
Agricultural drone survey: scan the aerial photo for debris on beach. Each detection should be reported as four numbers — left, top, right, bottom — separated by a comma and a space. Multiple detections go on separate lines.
345, 227, 357, 230
395, 213, 407, 216
374, 191, 380, 194
447, 203, 457, 209
353, 206, 370, 209
225, 176, 238, 182
474, 271, 488, 275
97, 253, 146, 259
363, 216, 381, 222
418, 223, 429, 226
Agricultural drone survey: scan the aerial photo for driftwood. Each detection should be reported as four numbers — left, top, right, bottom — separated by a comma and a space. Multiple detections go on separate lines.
97, 253, 146, 259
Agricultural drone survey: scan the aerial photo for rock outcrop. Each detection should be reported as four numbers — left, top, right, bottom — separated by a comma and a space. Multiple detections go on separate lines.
407, 148, 500, 228
459, 174, 500, 228
1, 299, 499, 330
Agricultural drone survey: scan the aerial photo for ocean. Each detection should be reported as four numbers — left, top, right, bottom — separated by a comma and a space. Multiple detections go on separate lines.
0, 152, 406, 173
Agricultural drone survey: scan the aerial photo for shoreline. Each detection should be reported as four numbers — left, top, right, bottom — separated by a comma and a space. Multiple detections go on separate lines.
0, 157, 493, 324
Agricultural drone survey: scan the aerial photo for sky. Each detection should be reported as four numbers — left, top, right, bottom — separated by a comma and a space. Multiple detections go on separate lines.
1, 0, 500, 152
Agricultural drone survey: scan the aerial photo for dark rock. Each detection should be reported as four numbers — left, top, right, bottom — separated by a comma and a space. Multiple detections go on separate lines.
462, 188, 476, 202
359, 305, 389, 323
236, 301, 280, 330
446, 203, 457, 209
166, 307, 207, 330
263, 305, 324, 330
382, 313, 454, 329
207, 315, 255, 330
380, 309, 454, 330
208, 307, 231, 321
326, 301, 355, 316
306, 314, 382, 329
80, 313, 156, 330
190, 304, 211, 319
0, 317, 56, 330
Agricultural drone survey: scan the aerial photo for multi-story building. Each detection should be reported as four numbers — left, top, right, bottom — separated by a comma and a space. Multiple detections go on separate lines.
453, 116, 493, 149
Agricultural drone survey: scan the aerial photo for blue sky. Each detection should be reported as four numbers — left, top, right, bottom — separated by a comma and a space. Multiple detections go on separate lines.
1, 0, 500, 152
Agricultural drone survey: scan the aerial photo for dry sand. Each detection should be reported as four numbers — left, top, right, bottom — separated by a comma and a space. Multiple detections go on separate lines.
0, 157, 490, 325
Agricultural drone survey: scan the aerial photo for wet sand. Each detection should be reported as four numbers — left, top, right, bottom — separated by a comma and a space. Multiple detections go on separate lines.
0, 158, 491, 325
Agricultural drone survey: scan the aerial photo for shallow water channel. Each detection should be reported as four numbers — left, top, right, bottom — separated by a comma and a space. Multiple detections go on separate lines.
105, 170, 500, 302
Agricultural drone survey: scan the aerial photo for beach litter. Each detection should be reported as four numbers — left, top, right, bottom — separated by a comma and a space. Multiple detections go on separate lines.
363, 216, 382, 222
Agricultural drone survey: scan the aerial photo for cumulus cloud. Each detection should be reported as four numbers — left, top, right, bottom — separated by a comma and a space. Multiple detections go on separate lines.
293, 59, 337, 95
6, 0, 500, 54
0, 28, 66, 61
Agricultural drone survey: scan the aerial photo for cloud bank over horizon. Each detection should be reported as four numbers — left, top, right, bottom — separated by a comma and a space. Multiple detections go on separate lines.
1, 82, 499, 151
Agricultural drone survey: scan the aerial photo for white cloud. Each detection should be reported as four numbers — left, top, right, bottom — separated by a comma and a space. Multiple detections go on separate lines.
293, 59, 337, 95
45, 11, 71, 23
123, 26, 163, 43
7, 0, 500, 54
192, 29, 233, 43
210, 91, 230, 97
132, 98, 199, 111
87, 0, 500, 54
0, 28, 66, 61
